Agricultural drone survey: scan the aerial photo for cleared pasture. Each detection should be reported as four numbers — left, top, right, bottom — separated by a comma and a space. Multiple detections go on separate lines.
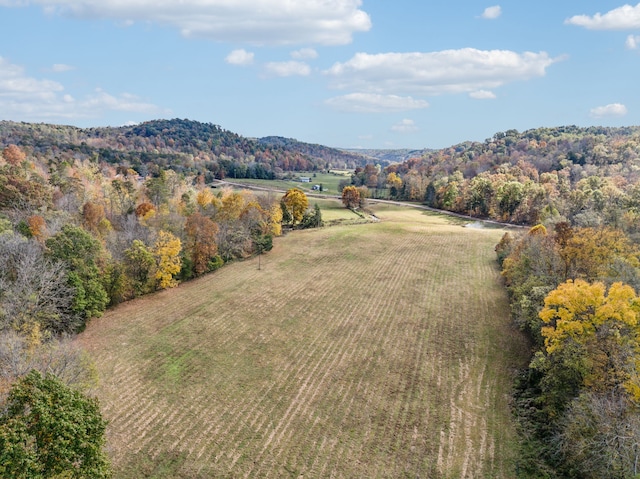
79, 206, 528, 478
229, 171, 350, 196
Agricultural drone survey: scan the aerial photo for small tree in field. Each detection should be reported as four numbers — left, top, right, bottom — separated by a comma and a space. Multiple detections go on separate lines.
341, 185, 360, 209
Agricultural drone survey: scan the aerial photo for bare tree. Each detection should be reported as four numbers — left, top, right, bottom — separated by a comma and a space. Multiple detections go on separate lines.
0, 234, 77, 334
559, 391, 640, 478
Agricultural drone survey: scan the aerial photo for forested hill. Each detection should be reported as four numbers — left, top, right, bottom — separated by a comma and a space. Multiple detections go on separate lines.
0, 118, 373, 180
379, 125, 640, 229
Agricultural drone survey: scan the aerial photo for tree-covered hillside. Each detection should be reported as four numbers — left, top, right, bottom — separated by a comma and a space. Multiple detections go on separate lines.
378, 125, 640, 235
0, 119, 374, 181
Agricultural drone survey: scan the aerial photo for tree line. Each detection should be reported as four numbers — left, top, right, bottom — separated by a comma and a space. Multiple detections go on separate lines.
0, 141, 323, 477
497, 222, 640, 477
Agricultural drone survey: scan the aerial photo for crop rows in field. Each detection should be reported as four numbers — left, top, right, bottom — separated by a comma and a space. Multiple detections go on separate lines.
79, 208, 527, 478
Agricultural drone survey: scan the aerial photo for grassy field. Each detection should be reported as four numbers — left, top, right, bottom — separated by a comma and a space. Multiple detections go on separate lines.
78, 206, 528, 478
227, 170, 351, 196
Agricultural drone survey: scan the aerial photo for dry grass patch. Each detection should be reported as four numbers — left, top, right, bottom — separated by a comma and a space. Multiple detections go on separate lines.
79, 206, 527, 478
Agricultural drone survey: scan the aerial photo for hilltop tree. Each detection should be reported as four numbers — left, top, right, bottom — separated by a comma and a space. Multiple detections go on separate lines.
0, 370, 111, 479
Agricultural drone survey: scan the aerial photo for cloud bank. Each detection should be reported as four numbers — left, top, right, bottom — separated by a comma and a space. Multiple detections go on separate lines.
225, 49, 254, 66
590, 103, 628, 118
1, 0, 372, 45
325, 49, 560, 96
0, 56, 166, 121
481, 5, 502, 20
566, 3, 640, 30
325, 93, 429, 113
264, 61, 311, 77
391, 119, 418, 133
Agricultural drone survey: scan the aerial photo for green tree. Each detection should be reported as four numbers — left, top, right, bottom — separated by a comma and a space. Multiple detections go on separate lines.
124, 240, 156, 296
0, 370, 111, 478
301, 203, 323, 228
45, 225, 108, 326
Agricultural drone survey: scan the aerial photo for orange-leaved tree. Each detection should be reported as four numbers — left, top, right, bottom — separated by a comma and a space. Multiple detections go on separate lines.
185, 213, 219, 276
341, 185, 360, 209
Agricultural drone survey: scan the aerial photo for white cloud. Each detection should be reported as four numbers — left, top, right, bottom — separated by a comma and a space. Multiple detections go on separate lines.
325, 49, 560, 96
626, 34, 640, 49
225, 49, 254, 66
391, 119, 418, 133
291, 48, 318, 60
590, 103, 628, 118
566, 4, 640, 30
51, 63, 75, 72
481, 5, 501, 20
324, 93, 429, 113
264, 61, 311, 77
2, 0, 371, 46
0, 56, 168, 121
469, 89, 496, 99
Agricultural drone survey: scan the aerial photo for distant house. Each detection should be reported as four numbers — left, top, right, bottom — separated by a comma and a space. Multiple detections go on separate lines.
300, 177, 311, 183
312, 184, 321, 190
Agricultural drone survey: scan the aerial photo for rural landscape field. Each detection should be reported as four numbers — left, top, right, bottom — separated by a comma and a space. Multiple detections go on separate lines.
78, 203, 528, 478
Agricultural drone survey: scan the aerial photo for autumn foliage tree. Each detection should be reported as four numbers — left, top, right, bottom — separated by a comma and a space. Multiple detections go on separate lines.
153, 231, 182, 289
185, 213, 219, 276
26, 215, 46, 241
1, 144, 26, 166
534, 279, 640, 477
82, 201, 106, 232
280, 188, 308, 226
341, 185, 360, 209
135, 202, 155, 218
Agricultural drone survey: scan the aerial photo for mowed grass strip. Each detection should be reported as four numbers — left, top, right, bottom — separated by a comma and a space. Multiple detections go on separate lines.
78, 206, 528, 478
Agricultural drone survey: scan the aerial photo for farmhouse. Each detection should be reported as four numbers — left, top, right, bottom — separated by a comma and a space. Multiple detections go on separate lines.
299, 176, 311, 182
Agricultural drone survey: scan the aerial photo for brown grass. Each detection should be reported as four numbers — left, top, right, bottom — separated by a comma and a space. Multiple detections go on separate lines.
78, 204, 528, 478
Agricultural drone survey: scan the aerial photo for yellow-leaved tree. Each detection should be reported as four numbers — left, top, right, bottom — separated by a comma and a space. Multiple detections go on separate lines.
538, 279, 640, 479
280, 188, 308, 226
153, 231, 182, 289
539, 279, 640, 399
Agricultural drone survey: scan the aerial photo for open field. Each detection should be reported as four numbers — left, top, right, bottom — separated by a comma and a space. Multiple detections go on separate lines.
78, 206, 528, 478
228, 171, 351, 196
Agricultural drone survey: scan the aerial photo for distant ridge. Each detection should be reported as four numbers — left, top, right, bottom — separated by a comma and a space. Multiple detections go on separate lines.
0, 119, 381, 179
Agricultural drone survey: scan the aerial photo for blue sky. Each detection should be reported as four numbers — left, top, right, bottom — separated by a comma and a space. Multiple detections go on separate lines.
0, 1, 639, 149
